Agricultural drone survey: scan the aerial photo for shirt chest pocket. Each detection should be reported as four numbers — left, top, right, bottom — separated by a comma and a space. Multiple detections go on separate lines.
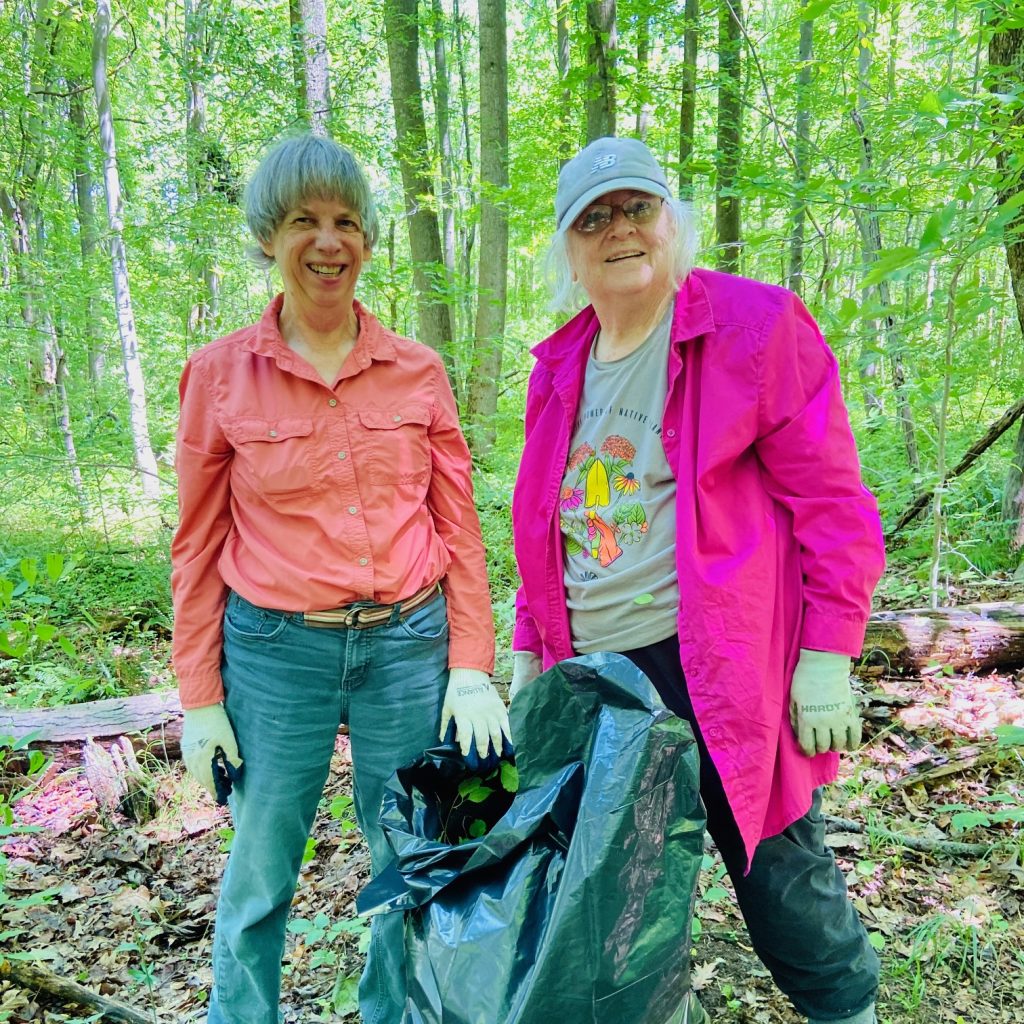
355, 404, 432, 486
223, 417, 320, 496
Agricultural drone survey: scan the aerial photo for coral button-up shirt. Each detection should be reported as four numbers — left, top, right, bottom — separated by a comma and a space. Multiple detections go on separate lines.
171, 295, 495, 709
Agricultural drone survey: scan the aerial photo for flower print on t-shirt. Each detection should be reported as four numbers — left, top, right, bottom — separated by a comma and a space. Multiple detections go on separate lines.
561, 432, 649, 569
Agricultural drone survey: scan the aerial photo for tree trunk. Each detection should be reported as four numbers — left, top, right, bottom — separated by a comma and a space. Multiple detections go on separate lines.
585, 0, 616, 142
715, 0, 742, 273
635, 15, 651, 138
452, 0, 477, 332
989, 17, 1024, 555
93, 0, 162, 511
294, 0, 332, 135
555, 0, 572, 165
184, 0, 220, 341
429, 0, 458, 307
383, 0, 456, 377
467, 0, 509, 456
678, 0, 699, 198
70, 87, 105, 386
787, 6, 812, 297
288, 0, 308, 122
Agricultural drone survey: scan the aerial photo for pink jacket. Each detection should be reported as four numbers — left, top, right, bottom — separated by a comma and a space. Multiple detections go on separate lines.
512, 269, 885, 866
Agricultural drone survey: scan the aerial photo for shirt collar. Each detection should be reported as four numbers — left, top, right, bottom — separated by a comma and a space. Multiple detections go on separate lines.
241, 295, 399, 377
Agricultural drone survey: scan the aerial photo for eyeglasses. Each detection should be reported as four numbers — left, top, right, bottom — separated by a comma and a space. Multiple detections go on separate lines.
573, 195, 664, 234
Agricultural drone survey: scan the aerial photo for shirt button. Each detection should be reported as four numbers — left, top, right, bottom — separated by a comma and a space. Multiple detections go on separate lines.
348, 506, 358, 515
269, 430, 278, 438
392, 414, 402, 423
328, 398, 338, 407
337, 451, 347, 460
358, 557, 368, 566
666, 429, 676, 438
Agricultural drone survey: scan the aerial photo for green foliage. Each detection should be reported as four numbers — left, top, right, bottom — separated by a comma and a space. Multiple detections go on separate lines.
438, 759, 520, 845
0, 732, 50, 913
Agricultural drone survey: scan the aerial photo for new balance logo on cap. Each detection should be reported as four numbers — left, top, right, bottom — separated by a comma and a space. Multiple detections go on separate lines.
591, 154, 617, 172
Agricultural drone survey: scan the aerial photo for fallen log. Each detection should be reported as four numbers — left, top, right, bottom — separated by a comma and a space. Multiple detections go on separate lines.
858, 601, 1024, 675
0, 958, 151, 1024
0, 691, 182, 758
823, 814, 993, 858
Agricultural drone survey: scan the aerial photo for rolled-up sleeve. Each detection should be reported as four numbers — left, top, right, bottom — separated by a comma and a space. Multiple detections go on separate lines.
170, 357, 234, 708
426, 365, 496, 674
754, 294, 885, 656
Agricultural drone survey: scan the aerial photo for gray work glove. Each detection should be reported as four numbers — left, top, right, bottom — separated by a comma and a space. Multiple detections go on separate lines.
508, 650, 543, 702
181, 702, 243, 799
788, 648, 862, 756
439, 668, 511, 759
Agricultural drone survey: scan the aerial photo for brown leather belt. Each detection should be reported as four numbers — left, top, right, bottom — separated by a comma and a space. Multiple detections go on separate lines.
303, 581, 442, 629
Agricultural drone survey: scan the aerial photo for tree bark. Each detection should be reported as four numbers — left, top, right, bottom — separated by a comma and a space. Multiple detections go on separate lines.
585, 0, 616, 142
429, 0, 458, 305
294, 0, 332, 135
715, 0, 743, 273
989, 16, 1024, 555
858, 602, 1024, 675
678, 0, 699, 198
383, 0, 456, 376
93, 0, 161, 511
555, 0, 572, 166
634, 15, 651, 138
467, 0, 509, 456
787, 5, 813, 297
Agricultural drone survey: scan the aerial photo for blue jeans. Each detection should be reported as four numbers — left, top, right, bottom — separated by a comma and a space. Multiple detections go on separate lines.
622, 635, 879, 1023
207, 590, 450, 1024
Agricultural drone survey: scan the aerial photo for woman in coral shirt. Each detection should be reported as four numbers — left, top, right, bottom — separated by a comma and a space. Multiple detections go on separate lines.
171, 133, 508, 1024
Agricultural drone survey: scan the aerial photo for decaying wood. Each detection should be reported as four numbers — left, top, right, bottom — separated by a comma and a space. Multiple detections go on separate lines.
891, 745, 1003, 789
858, 601, 1024, 674
83, 736, 157, 822
0, 958, 151, 1024
824, 814, 993, 857
0, 691, 182, 758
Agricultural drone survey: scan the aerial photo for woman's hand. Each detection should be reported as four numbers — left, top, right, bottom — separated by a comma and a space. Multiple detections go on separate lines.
788, 649, 862, 756
182, 703, 243, 799
440, 668, 511, 759
509, 651, 543, 701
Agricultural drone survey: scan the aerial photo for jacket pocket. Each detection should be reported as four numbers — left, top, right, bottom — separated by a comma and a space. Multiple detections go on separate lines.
223, 416, 319, 495
356, 404, 432, 485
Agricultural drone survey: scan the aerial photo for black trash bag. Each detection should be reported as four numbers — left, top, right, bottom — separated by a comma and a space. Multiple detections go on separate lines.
358, 652, 707, 1024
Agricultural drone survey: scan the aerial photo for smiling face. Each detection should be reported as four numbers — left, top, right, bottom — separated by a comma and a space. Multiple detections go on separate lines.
260, 196, 371, 323
566, 189, 677, 307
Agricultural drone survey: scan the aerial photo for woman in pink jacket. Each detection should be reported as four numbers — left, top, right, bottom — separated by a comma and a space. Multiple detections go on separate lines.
510, 137, 885, 1024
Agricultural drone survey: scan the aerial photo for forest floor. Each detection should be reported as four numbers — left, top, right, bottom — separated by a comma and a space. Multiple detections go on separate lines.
2, 590, 1024, 1024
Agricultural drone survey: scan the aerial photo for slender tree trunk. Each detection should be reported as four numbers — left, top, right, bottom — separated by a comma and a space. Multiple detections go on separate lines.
291, 0, 331, 135
467, 0, 508, 456
989, 15, 1024, 554
585, 0, 616, 142
678, 0, 699, 198
429, 0, 457, 303
453, 0, 476, 333
715, 0, 743, 273
184, 0, 220, 341
787, 5, 813, 297
635, 15, 651, 138
70, 87, 104, 385
383, 0, 456, 377
93, 0, 161, 511
555, 0, 572, 165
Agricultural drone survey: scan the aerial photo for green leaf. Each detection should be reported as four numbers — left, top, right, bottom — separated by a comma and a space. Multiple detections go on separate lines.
837, 297, 860, 323
868, 932, 886, 951
331, 972, 361, 1014
287, 918, 313, 934
861, 247, 920, 289
951, 810, 991, 832
799, 0, 837, 20
34, 623, 57, 644
917, 91, 943, 115
499, 762, 519, 793
465, 785, 493, 804
44, 553, 63, 582
468, 818, 488, 838
704, 886, 729, 903
19, 559, 38, 587
633, 593, 654, 605
458, 777, 484, 798
996, 724, 1024, 747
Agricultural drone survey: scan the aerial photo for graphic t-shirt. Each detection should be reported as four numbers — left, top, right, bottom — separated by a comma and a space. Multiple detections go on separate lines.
561, 307, 680, 654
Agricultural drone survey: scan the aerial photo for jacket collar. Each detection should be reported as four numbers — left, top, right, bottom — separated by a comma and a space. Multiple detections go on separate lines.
531, 268, 718, 381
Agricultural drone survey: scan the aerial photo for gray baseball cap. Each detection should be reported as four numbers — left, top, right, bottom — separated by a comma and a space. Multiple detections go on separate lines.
555, 136, 672, 234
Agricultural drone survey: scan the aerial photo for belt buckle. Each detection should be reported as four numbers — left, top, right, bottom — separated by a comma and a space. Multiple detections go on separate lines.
343, 605, 369, 628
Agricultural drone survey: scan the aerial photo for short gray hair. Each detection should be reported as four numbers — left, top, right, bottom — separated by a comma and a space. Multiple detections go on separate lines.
544, 198, 699, 314
244, 133, 380, 265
